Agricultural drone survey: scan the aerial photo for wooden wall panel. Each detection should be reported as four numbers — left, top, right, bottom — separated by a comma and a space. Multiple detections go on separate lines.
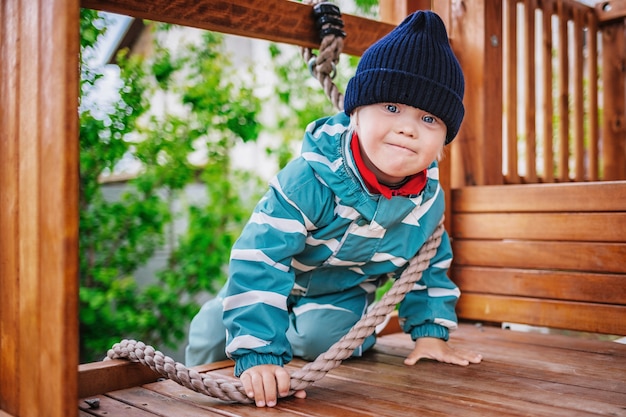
452, 240, 626, 274
452, 181, 626, 212
452, 212, 626, 242
457, 294, 626, 335
452, 266, 626, 304
0, 0, 80, 416
451, 182, 626, 335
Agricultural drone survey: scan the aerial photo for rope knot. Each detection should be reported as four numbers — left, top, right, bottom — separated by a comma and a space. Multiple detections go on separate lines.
302, 0, 345, 111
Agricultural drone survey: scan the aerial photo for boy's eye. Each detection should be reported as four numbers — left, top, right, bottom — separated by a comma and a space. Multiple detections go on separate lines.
422, 115, 436, 124
384, 104, 399, 113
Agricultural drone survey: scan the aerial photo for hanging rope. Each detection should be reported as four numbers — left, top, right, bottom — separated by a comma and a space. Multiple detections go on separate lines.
105, 218, 445, 404
301, 1, 346, 111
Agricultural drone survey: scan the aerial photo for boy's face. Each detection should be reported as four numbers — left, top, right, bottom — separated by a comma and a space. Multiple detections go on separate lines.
353, 103, 446, 185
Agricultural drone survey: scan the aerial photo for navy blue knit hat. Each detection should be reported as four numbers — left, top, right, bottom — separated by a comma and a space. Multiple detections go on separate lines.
344, 11, 465, 144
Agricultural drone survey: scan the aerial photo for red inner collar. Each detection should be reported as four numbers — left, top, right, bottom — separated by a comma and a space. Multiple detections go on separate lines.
350, 132, 427, 199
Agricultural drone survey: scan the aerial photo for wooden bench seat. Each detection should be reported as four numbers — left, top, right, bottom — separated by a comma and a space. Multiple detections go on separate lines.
78, 323, 626, 416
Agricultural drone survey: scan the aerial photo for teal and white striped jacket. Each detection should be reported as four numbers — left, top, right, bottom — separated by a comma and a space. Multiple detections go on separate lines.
223, 112, 459, 376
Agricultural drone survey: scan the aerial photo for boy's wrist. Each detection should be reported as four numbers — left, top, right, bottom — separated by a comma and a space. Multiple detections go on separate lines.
410, 323, 450, 341
234, 352, 284, 377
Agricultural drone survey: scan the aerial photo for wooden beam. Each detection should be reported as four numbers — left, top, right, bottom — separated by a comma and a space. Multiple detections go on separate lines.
78, 360, 161, 398
595, 0, 626, 24
81, 0, 396, 57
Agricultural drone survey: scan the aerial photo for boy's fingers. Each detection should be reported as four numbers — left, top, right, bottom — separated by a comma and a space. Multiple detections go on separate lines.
294, 390, 307, 399
274, 368, 291, 397
403, 354, 419, 366
261, 372, 277, 407
239, 372, 254, 398
404, 348, 428, 365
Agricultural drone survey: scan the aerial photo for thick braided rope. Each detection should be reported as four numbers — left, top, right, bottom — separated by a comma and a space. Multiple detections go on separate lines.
105, 219, 445, 403
301, 0, 345, 111
288, 219, 445, 390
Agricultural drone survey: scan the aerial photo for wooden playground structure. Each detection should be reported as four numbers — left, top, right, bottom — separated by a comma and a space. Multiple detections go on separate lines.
1, 0, 625, 416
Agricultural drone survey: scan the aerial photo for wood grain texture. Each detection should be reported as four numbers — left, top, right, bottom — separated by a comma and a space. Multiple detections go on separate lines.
452, 266, 626, 304
456, 293, 626, 335
450, 181, 626, 334
602, 20, 626, 179
0, 0, 80, 416
452, 181, 626, 212
0, 0, 20, 412
78, 360, 162, 399
596, 0, 626, 23
449, 0, 504, 186
76, 324, 626, 416
81, 0, 395, 57
452, 212, 626, 242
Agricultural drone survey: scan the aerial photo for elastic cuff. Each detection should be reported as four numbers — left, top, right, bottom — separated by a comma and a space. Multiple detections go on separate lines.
234, 353, 284, 377
410, 323, 450, 341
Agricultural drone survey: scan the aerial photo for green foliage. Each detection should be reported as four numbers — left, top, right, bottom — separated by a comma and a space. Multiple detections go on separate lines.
78, 14, 263, 362
352, 0, 380, 17
78, 5, 361, 363
265, 42, 357, 168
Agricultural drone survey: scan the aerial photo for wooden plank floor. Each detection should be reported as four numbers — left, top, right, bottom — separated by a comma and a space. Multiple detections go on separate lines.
79, 323, 626, 416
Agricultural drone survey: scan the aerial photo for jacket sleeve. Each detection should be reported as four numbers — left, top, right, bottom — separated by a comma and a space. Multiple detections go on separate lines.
223, 167, 327, 377
397, 229, 459, 341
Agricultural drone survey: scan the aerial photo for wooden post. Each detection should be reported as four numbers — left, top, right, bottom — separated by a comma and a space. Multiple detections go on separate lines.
379, 0, 432, 24
378, 0, 455, 232
0, 0, 80, 416
447, 0, 504, 186
602, 19, 626, 180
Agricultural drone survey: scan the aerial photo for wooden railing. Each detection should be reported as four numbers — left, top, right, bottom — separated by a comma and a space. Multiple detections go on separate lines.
501, 0, 624, 183
449, 0, 625, 187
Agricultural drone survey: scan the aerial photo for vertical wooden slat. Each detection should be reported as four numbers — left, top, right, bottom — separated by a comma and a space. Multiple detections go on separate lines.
0, 0, 20, 414
525, 0, 537, 182
506, 0, 519, 183
541, 0, 555, 182
586, 12, 599, 181
602, 20, 626, 180
0, 0, 80, 416
557, 0, 570, 181
572, 7, 585, 181
433, 0, 454, 234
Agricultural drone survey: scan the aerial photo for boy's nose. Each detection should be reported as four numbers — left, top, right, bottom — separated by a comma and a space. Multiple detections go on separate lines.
397, 122, 418, 138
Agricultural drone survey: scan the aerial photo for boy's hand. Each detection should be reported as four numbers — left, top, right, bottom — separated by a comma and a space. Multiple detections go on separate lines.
240, 364, 307, 407
404, 337, 482, 366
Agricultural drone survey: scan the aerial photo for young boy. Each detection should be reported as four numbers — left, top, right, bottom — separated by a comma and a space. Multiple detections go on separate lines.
186, 10, 482, 407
